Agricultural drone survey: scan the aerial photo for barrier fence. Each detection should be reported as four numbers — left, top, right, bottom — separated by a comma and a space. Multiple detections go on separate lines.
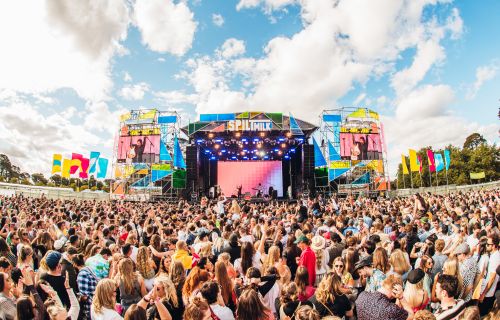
388, 180, 500, 198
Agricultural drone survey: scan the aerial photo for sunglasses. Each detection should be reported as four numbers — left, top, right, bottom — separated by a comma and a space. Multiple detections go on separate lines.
334, 264, 344, 268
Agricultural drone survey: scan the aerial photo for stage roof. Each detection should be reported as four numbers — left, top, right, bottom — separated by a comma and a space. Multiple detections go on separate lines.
182, 112, 318, 137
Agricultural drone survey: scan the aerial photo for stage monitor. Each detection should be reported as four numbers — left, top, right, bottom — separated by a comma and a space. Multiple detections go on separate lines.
117, 135, 160, 164
217, 161, 283, 197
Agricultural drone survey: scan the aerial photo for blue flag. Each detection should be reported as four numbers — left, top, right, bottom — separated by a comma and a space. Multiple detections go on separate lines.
435, 153, 445, 172
89, 151, 100, 174
97, 158, 108, 179
328, 141, 341, 161
313, 138, 327, 167
173, 135, 186, 169
444, 149, 451, 171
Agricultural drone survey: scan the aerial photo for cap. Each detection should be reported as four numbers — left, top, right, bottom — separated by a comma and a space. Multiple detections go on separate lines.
294, 234, 309, 244
311, 236, 326, 250
354, 255, 373, 272
407, 269, 425, 284
54, 237, 67, 250
454, 243, 470, 255
45, 251, 62, 270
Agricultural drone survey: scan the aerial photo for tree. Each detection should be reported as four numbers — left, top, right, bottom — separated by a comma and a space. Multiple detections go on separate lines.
463, 133, 486, 150
0, 154, 13, 178
31, 173, 48, 185
50, 174, 62, 186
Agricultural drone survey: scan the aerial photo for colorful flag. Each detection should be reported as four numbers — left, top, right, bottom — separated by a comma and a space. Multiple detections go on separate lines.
52, 154, 62, 174
79, 158, 90, 179
409, 149, 419, 172
401, 155, 409, 175
427, 149, 436, 172
70, 153, 83, 174
97, 158, 108, 179
173, 135, 186, 169
62, 159, 71, 178
444, 149, 451, 171
470, 172, 485, 179
89, 151, 100, 174
435, 153, 445, 172
417, 155, 423, 173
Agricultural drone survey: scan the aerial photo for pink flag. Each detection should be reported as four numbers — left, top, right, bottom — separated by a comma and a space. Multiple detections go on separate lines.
70, 153, 83, 174
417, 155, 423, 173
79, 158, 90, 179
427, 149, 436, 173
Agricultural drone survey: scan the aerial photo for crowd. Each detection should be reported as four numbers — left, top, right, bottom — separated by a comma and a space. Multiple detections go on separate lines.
0, 188, 498, 320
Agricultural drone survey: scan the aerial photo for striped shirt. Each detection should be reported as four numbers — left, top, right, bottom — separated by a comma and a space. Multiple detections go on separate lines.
435, 299, 466, 320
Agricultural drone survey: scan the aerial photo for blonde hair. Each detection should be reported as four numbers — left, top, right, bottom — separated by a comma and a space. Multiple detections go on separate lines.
155, 276, 179, 308
373, 247, 390, 273
119, 258, 136, 294
199, 243, 212, 258
263, 245, 280, 272
314, 248, 324, 269
92, 279, 117, 314
315, 274, 343, 304
295, 305, 321, 320
442, 258, 463, 295
390, 249, 410, 276
403, 279, 425, 308
136, 246, 154, 279
414, 310, 436, 320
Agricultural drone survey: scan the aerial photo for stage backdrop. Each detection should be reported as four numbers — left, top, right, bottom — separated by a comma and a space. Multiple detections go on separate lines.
117, 135, 160, 163
217, 161, 283, 197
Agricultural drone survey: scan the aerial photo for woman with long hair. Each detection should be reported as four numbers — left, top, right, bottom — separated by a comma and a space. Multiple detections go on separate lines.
157, 255, 172, 278
182, 266, 210, 304
277, 282, 313, 319
182, 296, 210, 320
309, 274, 353, 318
262, 246, 291, 285
0, 236, 16, 266
91, 278, 123, 320
331, 257, 355, 289
215, 260, 237, 312
235, 241, 261, 278
389, 249, 412, 282
418, 255, 434, 298
169, 261, 185, 299
344, 248, 359, 279
431, 257, 463, 303
295, 266, 315, 302
237, 288, 273, 320
116, 258, 147, 313
403, 269, 429, 313
373, 247, 390, 274
136, 246, 156, 291
143, 276, 184, 320
217, 252, 237, 279
123, 305, 147, 320
17, 245, 36, 283
283, 235, 302, 280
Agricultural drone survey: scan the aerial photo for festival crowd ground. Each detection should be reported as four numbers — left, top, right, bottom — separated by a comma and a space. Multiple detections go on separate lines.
0, 189, 498, 320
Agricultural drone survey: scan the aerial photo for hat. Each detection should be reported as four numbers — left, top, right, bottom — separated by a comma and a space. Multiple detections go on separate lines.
294, 234, 309, 244
454, 243, 470, 255
354, 255, 373, 272
69, 235, 79, 244
407, 269, 425, 284
323, 232, 331, 240
54, 237, 67, 250
311, 236, 326, 250
45, 251, 62, 270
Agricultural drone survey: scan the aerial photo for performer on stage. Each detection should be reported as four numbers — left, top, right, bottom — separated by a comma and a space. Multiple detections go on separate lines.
253, 183, 263, 197
237, 185, 242, 199
128, 136, 146, 163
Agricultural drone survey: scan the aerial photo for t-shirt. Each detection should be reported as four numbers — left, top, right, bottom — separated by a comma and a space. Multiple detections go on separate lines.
234, 251, 262, 275
210, 304, 235, 320
484, 250, 499, 297
355, 291, 408, 320
39, 273, 70, 308
298, 247, 316, 286
91, 307, 123, 320
435, 299, 466, 320
309, 294, 351, 318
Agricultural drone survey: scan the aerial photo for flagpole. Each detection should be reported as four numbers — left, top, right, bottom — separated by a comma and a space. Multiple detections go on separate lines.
428, 163, 432, 187
410, 170, 413, 189
436, 170, 439, 187
403, 172, 406, 189
419, 171, 423, 188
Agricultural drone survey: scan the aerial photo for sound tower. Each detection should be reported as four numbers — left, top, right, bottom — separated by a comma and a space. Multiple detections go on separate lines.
186, 146, 198, 180
302, 144, 315, 192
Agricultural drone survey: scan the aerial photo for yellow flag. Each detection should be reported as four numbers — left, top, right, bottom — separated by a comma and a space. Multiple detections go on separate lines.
52, 154, 62, 174
409, 149, 419, 172
401, 155, 409, 175
139, 109, 156, 120
62, 159, 71, 178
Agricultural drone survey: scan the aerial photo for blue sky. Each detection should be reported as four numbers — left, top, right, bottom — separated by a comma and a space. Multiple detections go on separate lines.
0, 0, 498, 177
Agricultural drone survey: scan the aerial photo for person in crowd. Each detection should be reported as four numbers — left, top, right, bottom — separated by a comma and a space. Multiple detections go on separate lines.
199, 281, 235, 320
478, 234, 499, 316
91, 278, 123, 320
434, 274, 466, 320
295, 235, 316, 287
236, 287, 273, 320
309, 273, 353, 318
116, 257, 147, 313
403, 269, 430, 313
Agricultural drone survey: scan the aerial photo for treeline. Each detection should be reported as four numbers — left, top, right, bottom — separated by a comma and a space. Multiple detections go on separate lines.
0, 154, 111, 192
395, 133, 500, 189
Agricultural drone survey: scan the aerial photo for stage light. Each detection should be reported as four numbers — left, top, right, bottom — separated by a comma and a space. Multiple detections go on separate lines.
264, 156, 269, 159
204, 150, 210, 153
215, 139, 222, 143
253, 138, 260, 142
218, 152, 222, 155
259, 132, 266, 137
243, 156, 248, 160
278, 151, 283, 155
278, 137, 285, 142
241, 138, 247, 142
240, 151, 246, 156
284, 155, 290, 159
210, 156, 216, 160
274, 149, 279, 152
286, 132, 292, 138
231, 156, 237, 160
259, 151, 265, 157
196, 139, 203, 144
221, 150, 227, 153
214, 144, 220, 149
235, 132, 241, 138
252, 156, 258, 159
257, 143, 262, 149
281, 143, 287, 148
208, 133, 214, 139
290, 149, 296, 153
297, 138, 304, 142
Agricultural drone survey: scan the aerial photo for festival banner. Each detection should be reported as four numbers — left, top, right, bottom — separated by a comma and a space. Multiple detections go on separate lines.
52, 154, 62, 174
417, 155, 423, 173
470, 172, 485, 179
62, 159, 71, 178
79, 158, 90, 179
435, 153, 445, 172
97, 158, 108, 179
427, 149, 436, 172
330, 160, 351, 169
444, 149, 451, 170
173, 135, 186, 169
313, 138, 327, 167
70, 153, 83, 174
409, 149, 419, 172
401, 155, 409, 175
89, 151, 100, 174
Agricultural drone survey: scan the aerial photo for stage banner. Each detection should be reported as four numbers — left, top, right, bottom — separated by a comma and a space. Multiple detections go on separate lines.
330, 160, 351, 169
117, 135, 160, 163
328, 168, 349, 181
338, 183, 369, 194
401, 155, 409, 175
313, 138, 327, 167
444, 149, 451, 170
70, 153, 83, 174
79, 158, 90, 179
97, 158, 108, 179
62, 159, 71, 178
435, 153, 445, 172
409, 149, 419, 172
173, 136, 186, 169
89, 151, 100, 174
353, 172, 370, 184
52, 154, 62, 174
470, 172, 485, 179
427, 149, 436, 172
322, 114, 341, 122
289, 113, 304, 135
157, 115, 177, 124
328, 142, 341, 161
123, 109, 156, 125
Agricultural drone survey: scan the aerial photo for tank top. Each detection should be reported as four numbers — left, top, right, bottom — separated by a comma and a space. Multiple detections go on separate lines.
119, 279, 142, 305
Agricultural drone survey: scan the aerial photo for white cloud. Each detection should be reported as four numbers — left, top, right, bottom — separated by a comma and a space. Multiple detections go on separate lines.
119, 82, 150, 101
220, 39, 246, 59
154, 90, 199, 105
353, 93, 366, 105
466, 63, 499, 100
0, 1, 130, 102
212, 13, 224, 27
84, 101, 126, 136
134, 0, 197, 56
236, 0, 296, 12
123, 72, 132, 82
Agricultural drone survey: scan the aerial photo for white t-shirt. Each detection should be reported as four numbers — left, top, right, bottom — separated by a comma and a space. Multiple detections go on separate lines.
91, 307, 123, 320
234, 251, 262, 275
484, 250, 499, 297
466, 235, 479, 249
210, 304, 235, 320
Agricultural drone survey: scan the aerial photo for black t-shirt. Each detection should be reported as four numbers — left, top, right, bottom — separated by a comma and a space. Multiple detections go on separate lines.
309, 294, 351, 318
147, 299, 184, 320
40, 273, 70, 308
283, 246, 301, 278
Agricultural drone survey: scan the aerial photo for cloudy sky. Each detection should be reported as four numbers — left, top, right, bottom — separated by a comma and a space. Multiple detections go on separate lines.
0, 0, 498, 177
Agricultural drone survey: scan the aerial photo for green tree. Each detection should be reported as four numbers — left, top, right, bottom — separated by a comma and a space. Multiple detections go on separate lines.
50, 174, 62, 186
31, 173, 48, 185
463, 133, 486, 150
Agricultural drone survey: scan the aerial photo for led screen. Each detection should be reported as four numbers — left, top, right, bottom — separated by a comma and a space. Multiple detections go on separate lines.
117, 135, 160, 163
339, 133, 383, 160
217, 161, 283, 197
